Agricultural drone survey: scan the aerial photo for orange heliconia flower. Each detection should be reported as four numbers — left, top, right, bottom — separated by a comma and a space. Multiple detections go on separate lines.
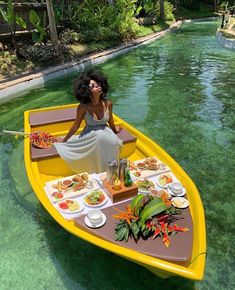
113, 204, 138, 225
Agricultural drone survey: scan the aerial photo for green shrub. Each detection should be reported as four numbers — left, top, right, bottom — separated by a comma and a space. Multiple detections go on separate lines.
19, 43, 70, 66
0, 51, 34, 76
156, 1, 175, 21
137, 16, 157, 26
59, 29, 80, 44
66, 0, 140, 42
115, 0, 140, 41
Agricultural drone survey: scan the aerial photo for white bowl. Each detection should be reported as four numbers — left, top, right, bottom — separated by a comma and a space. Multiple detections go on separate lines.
87, 210, 103, 226
169, 182, 183, 194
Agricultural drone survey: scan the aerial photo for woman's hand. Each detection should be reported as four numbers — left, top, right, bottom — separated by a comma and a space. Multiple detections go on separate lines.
115, 125, 122, 133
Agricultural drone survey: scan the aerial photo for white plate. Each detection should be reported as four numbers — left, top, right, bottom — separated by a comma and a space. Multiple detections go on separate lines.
83, 190, 108, 208
171, 197, 189, 209
156, 174, 174, 189
84, 213, 106, 228
134, 179, 155, 194
57, 200, 84, 214
168, 185, 186, 197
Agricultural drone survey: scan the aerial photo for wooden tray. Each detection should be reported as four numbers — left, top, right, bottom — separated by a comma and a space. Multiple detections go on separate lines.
102, 179, 138, 203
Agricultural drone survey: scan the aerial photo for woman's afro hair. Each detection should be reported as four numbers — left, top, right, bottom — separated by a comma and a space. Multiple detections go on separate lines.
73, 70, 109, 104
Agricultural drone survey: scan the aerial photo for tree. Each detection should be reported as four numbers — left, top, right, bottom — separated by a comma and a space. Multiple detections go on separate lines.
160, 0, 165, 20
174, 0, 178, 12
45, 0, 63, 61
214, 0, 217, 12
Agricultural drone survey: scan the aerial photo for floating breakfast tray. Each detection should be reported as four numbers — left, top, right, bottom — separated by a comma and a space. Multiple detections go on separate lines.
131, 157, 170, 180
45, 173, 99, 203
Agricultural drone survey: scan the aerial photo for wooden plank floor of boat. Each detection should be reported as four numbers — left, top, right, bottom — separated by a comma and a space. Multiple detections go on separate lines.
74, 200, 193, 266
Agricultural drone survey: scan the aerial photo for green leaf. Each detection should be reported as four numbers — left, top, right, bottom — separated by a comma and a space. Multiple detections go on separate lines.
0, 7, 7, 22
32, 31, 40, 43
15, 16, 26, 29
130, 221, 140, 240
124, 226, 129, 242
29, 10, 40, 27
140, 198, 166, 221
130, 194, 145, 216
114, 222, 130, 242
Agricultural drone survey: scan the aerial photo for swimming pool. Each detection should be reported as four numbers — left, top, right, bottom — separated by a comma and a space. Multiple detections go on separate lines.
0, 19, 234, 289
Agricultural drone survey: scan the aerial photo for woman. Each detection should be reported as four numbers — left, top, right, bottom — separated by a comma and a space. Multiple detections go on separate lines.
54, 70, 123, 173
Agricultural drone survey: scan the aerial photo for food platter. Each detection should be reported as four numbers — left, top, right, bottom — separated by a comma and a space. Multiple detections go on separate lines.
151, 189, 171, 200
46, 173, 99, 202
57, 200, 84, 214
83, 189, 108, 208
135, 178, 155, 193
130, 157, 169, 179
156, 173, 173, 188
171, 197, 189, 209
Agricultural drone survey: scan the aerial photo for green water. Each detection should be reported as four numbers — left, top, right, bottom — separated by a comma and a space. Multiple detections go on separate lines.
0, 19, 234, 290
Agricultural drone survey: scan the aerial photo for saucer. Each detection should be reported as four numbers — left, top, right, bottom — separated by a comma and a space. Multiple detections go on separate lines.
168, 185, 186, 197
84, 212, 106, 228
171, 197, 189, 209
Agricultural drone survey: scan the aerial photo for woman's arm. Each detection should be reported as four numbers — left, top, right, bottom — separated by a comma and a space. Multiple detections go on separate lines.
107, 101, 122, 134
62, 104, 85, 142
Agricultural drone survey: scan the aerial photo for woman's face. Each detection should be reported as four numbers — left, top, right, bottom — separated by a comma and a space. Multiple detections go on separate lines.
89, 80, 102, 98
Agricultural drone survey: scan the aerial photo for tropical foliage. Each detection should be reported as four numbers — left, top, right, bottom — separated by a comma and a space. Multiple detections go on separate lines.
0, 0, 26, 51
113, 194, 189, 247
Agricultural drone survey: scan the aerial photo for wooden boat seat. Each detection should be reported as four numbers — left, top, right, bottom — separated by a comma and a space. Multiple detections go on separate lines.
29, 108, 137, 161
74, 200, 193, 265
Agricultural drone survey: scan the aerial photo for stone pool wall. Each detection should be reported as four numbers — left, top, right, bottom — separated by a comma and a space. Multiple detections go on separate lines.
216, 31, 235, 49
0, 21, 182, 104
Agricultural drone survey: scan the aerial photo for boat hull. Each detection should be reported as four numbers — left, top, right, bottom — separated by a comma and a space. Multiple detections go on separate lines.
24, 104, 206, 280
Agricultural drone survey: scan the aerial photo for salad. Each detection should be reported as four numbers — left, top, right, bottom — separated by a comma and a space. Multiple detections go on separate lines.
84, 190, 106, 206
135, 178, 155, 192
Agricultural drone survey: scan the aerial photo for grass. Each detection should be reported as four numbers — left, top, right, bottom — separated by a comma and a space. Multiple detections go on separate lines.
175, 4, 217, 20
138, 20, 174, 37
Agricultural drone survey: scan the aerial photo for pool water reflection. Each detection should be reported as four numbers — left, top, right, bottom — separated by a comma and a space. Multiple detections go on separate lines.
0, 19, 234, 289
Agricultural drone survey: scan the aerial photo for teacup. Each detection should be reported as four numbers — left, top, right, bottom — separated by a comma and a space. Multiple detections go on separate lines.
87, 210, 103, 226
169, 182, 183, 195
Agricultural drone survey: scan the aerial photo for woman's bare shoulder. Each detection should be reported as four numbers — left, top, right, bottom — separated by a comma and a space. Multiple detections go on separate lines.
104, 100, 113, 110
76, 103, 86, 115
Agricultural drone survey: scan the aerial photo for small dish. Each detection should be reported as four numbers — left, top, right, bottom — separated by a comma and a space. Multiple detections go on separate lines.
168, 185, 186, 197
156, 174, 173, 188
84, 212, 106, 228
57, 200, 84, 214
169, 182, 183, 194
136, 162, 146, 169
157, 163, 166, 170
171, 197, 189, 209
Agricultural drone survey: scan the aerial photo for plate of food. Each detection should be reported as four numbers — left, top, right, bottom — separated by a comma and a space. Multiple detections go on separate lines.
57, 199, 84, 214
83, 189, 108, 208
156, 174, 173, 188
47, 173, 99, 202
151, 189, 171, 199
171, 197, 189, 209
135, 178, 155, 193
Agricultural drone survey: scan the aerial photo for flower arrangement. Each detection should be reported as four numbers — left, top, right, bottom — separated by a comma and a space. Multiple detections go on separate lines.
113, 194, 189, 247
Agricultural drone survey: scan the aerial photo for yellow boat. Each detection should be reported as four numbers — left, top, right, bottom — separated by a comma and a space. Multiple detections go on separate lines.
24, 103, 206, 280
